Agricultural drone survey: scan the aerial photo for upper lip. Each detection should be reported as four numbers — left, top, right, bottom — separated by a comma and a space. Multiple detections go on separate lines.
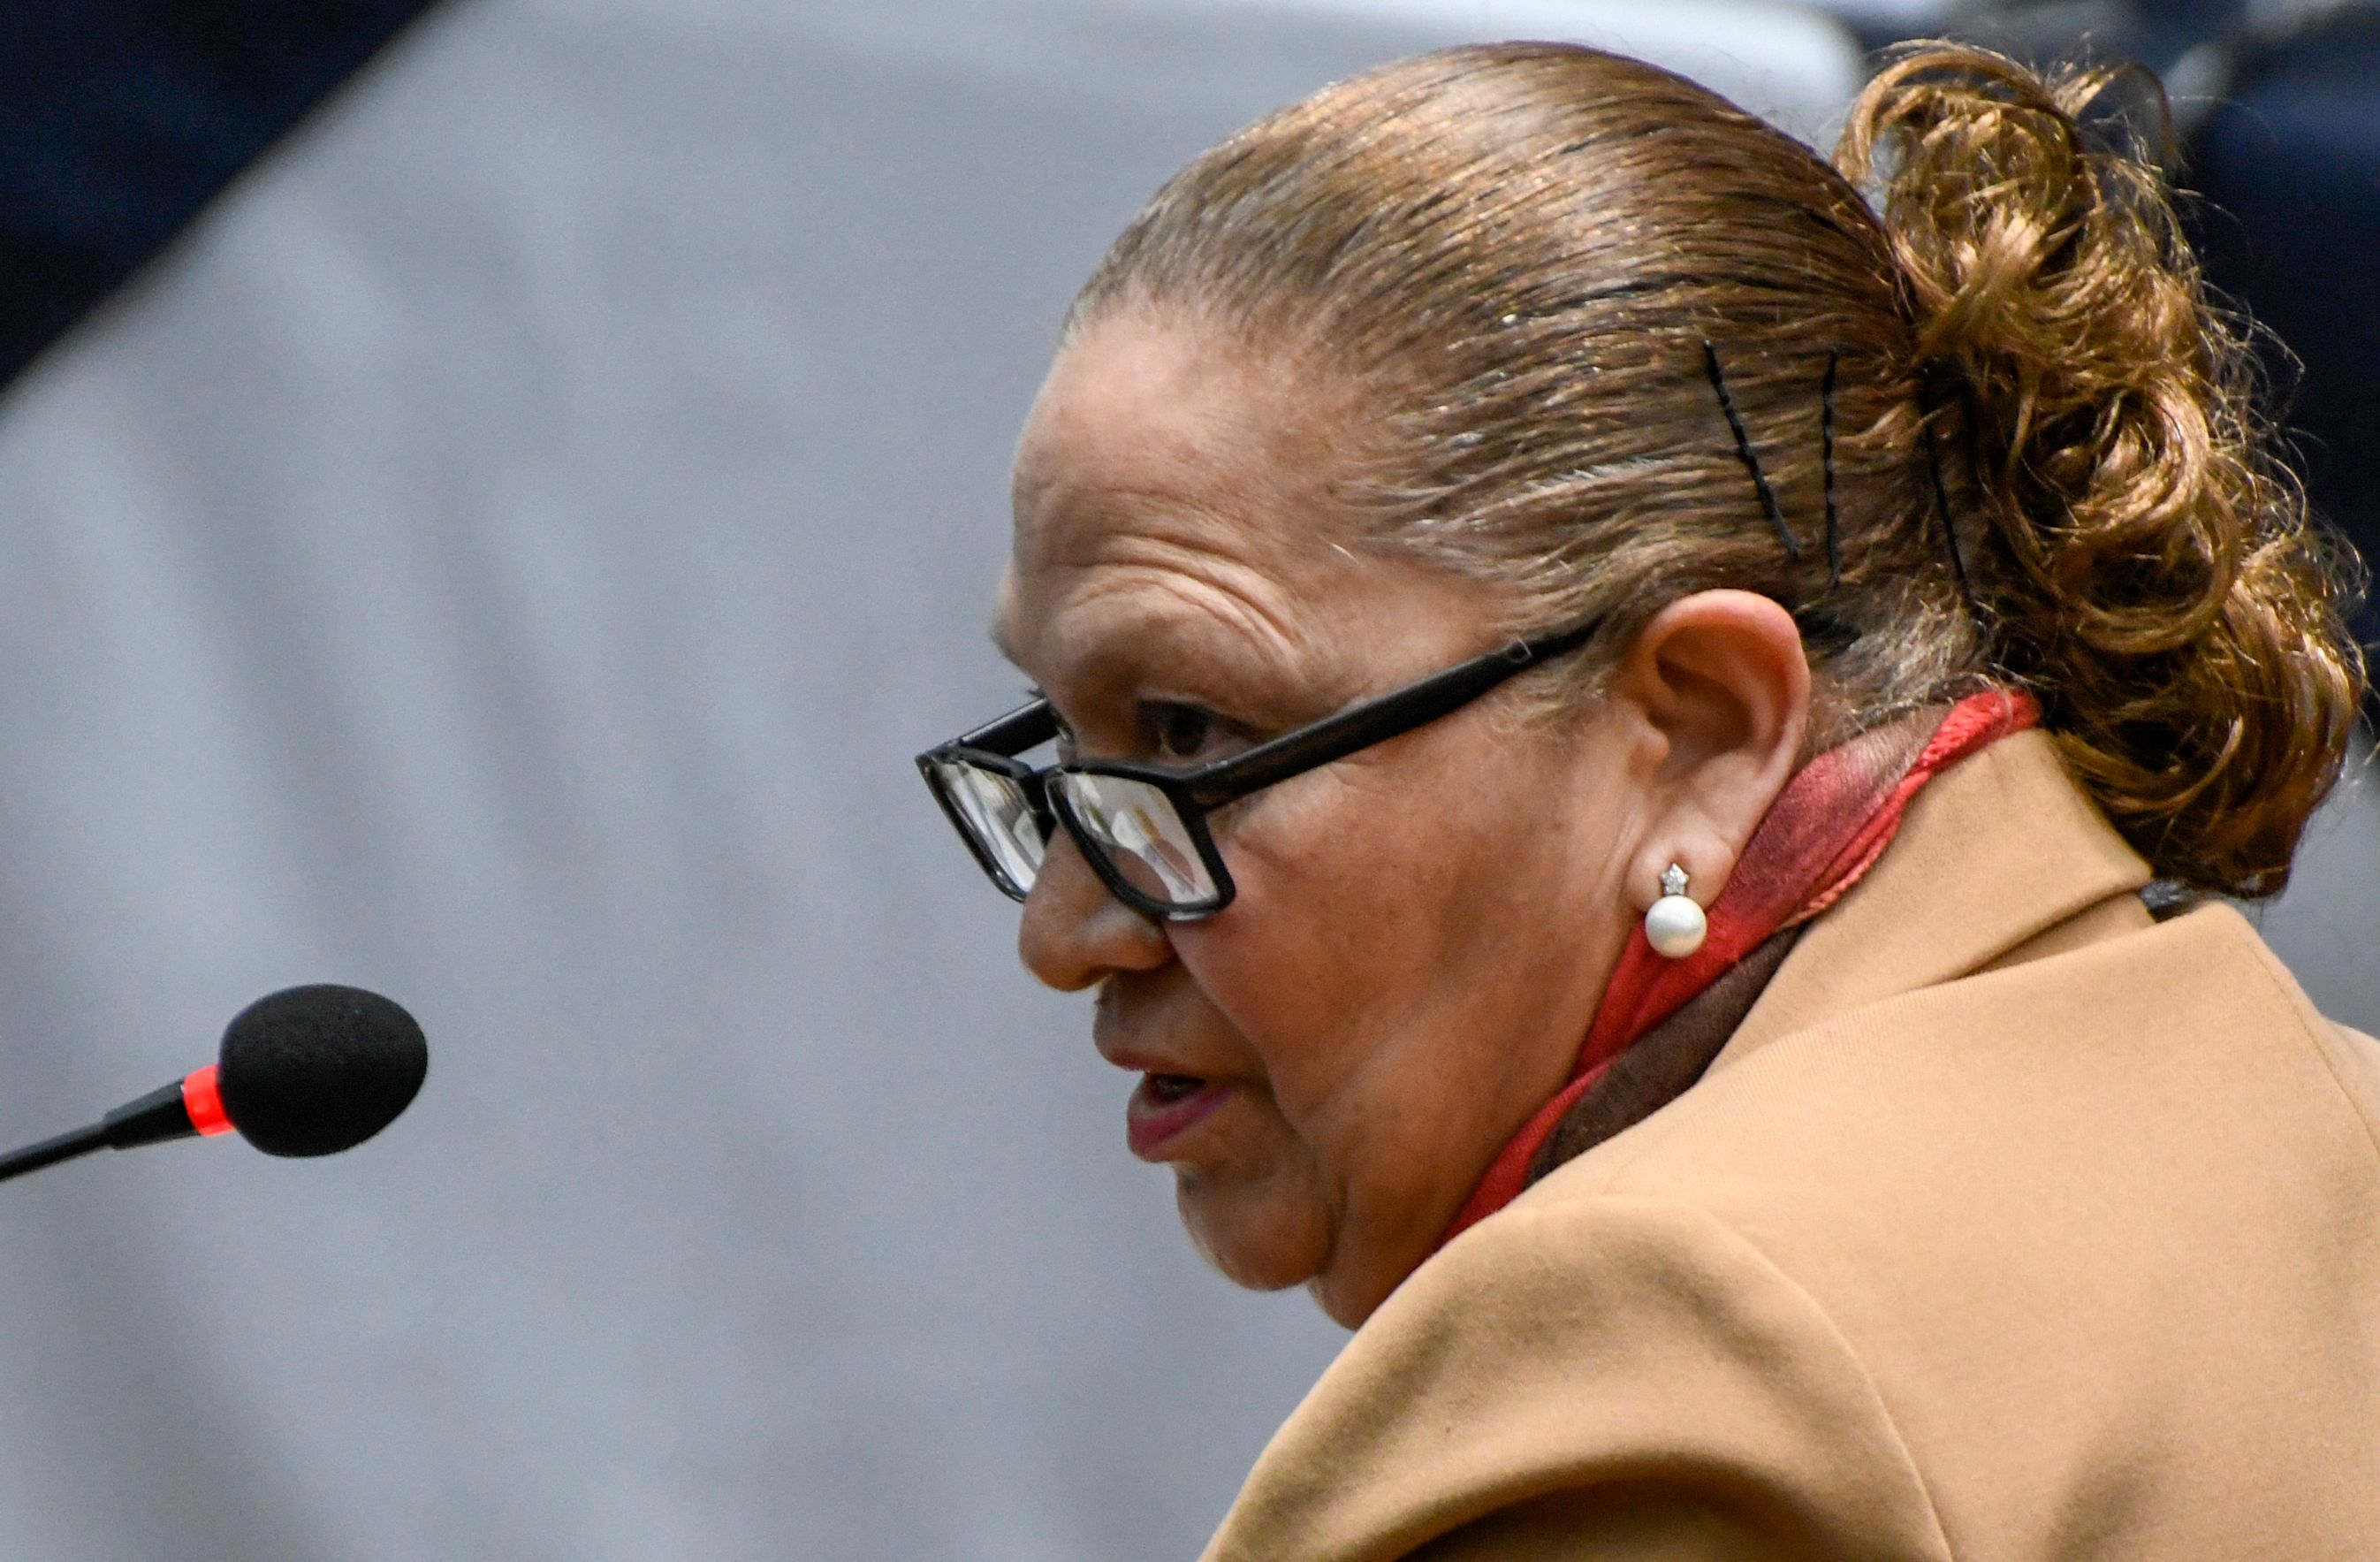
1094, 1034, 1216, 1078
1092, 994, 1230, 1080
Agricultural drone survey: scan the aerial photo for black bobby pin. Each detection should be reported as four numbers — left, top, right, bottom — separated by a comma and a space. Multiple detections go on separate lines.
1819, 351, 1841, 593
1921, 412, 1976, 607
1702, 341, 1799, 561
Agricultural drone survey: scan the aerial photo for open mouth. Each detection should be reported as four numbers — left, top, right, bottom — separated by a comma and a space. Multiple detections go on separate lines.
1143, 1072, 1206, 1105
1126, 1071, 1231, 1159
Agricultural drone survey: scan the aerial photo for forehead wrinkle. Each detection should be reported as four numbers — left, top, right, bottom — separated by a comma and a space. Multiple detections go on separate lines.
1030, 531, 1312, 689
1004, 310, 1385, 690
1020, 457, 1322, 564
1015, 382, 1356, 584
1016, 311, 1354, 512
1014, 462, 1319, 622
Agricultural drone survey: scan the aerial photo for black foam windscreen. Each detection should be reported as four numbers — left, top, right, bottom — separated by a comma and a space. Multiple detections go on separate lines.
216, 985, 428, 1158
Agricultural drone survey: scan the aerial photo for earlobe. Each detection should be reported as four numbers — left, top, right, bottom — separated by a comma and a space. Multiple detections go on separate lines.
1613, 591, 1811, 917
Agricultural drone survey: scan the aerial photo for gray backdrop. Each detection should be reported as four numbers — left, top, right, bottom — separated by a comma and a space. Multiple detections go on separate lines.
0, 2, 2365, 1558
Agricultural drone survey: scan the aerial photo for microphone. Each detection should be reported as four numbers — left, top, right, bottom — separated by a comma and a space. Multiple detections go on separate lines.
0, 984, 428, 1185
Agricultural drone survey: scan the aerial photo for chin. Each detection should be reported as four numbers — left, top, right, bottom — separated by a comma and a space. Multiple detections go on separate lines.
1176, 1170, 1331, 1294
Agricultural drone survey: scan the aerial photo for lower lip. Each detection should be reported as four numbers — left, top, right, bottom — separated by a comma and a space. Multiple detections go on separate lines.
1125, 1076, 1233, 1159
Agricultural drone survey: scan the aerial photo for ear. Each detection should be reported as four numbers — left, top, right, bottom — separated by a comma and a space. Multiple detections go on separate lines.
1607, 591, 1810, 911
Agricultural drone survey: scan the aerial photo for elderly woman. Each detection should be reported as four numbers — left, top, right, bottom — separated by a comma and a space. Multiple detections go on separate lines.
917, 41, 2377, 1560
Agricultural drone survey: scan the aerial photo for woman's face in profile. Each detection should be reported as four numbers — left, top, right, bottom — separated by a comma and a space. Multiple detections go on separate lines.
999, 311, 1650, 1324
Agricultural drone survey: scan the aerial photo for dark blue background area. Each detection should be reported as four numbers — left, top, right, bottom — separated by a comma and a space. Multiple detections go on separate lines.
0, 0, 441, 385
1845, 3, 2380, 648
2188, 10, 2380, 644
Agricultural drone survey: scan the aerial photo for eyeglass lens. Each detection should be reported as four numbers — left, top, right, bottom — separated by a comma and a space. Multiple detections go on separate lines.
929, 758, 1047, 895
1052, 773, 1218, 906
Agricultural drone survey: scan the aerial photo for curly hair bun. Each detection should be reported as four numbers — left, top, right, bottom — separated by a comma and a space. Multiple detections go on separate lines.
1840, 43, 2367, 898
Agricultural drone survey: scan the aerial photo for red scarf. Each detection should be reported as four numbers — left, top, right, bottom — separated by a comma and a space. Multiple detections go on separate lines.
1441, 688, 2041, 1246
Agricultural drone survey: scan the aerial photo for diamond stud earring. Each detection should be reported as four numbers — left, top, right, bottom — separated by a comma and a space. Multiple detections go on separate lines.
1645, 863, 1708, 958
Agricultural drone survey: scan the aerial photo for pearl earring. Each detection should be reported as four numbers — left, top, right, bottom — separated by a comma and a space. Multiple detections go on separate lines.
1645, 863, 1707, 959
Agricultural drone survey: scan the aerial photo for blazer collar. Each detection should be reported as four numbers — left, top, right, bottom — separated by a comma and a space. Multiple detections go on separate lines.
1714, 728, 2153, 1071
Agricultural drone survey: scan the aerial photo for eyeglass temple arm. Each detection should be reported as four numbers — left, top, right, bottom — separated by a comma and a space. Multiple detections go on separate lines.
952, 698, 1059, 755
1185, 619, 1602, 807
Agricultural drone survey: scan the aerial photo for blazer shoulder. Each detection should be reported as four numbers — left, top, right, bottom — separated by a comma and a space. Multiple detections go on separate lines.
1201, 1193, 1953, 1562
1544, 899, 2371, 1212
2229, 916, 2380, 1167
1488, 902, 2380, 1558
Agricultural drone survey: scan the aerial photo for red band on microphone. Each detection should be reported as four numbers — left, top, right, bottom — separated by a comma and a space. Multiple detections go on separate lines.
182, 1065, 233, 1137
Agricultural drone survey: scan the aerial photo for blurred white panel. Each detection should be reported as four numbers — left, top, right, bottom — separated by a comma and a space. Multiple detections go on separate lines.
1799, 0, 1966, 25
1235, 0, 1865, 137
565, 0, 1867, 143
0, 0, 1371, 1556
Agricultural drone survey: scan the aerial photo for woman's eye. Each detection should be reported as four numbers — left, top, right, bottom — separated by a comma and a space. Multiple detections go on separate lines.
1143, 702, 1220, 762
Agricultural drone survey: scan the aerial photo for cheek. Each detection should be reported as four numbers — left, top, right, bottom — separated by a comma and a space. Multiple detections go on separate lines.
1165, 737, 1639, 1283
1182, 758, 1606, 1112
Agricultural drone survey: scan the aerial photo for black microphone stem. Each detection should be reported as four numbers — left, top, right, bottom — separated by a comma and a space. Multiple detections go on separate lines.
0, 1122, 108, 1185
0, 1079, 199, 1185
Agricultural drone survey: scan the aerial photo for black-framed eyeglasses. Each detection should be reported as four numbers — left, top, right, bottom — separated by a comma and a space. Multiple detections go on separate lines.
915, 616, 1604, 921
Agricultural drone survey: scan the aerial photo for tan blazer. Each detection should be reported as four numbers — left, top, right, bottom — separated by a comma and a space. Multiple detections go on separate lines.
1203, 731, 2380, 1560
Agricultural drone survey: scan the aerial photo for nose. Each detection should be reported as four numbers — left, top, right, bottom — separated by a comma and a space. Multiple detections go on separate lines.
1018, 828, 1174, 992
